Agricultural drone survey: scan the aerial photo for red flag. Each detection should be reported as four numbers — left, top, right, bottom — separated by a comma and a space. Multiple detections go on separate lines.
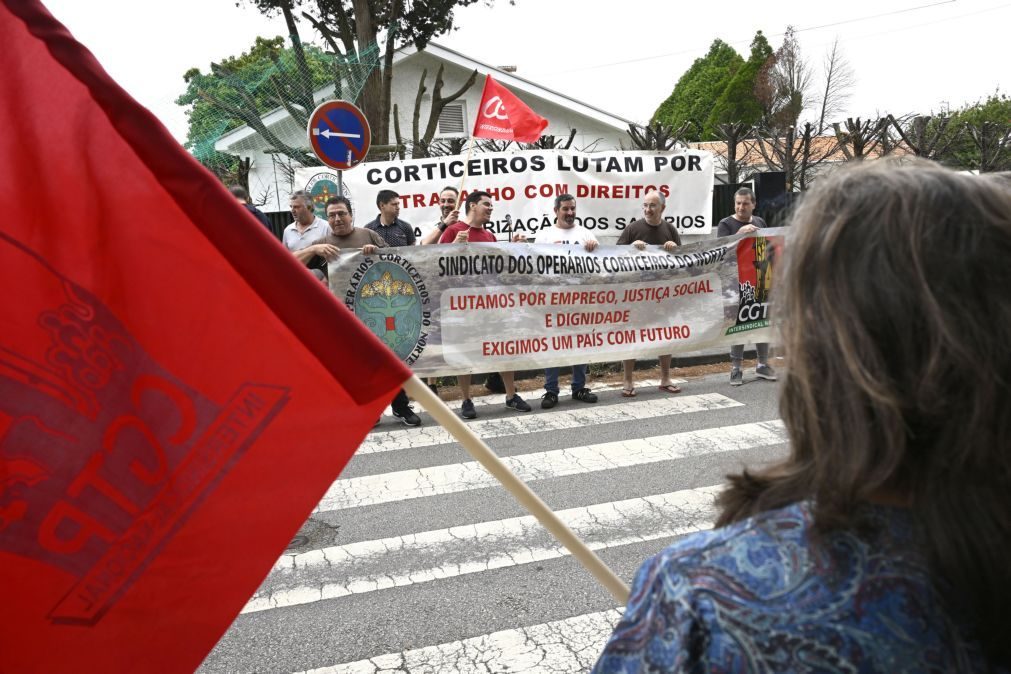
0, 3, 411, 672
471, 75, 549, 143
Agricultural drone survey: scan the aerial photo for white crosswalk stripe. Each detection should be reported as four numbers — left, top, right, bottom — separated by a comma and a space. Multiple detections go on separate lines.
362, 391, 740, 454
200, 379, 786, 674
297, 609, 623, 674
319, 420, 784, 511
245, 485, 720, 613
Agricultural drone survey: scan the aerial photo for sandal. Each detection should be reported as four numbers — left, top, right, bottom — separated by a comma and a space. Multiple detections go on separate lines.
658, 383, 682, 394
621, 388, 637, 397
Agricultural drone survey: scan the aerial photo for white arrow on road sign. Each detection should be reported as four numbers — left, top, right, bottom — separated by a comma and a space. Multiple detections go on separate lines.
312, 128, 362, 140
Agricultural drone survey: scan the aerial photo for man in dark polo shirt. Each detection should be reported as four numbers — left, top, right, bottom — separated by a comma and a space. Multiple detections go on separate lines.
717, 186, 777, 386
366, 189, 415, 247
615, 189, 683, 397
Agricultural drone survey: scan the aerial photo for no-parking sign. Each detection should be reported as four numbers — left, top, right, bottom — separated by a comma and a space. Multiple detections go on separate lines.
307, 100, 371, 170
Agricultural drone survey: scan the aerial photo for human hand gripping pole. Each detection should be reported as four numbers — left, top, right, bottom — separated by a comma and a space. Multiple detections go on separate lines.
403, 375, 631, 603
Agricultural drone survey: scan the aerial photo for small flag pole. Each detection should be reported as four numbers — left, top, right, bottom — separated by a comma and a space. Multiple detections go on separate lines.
403, 374, 631, 603
457, 136, 476, 198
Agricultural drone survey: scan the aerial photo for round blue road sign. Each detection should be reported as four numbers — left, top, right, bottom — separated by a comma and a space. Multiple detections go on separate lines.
307, 100, 372, 170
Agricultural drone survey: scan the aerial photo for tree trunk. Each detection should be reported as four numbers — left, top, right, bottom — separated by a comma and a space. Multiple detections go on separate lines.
783, 126, 795, 192
352, 0, 384, 144
376, 0, 401, 146
279, 5, 315, 114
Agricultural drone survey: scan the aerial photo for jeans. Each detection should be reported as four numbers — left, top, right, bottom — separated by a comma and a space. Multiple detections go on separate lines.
730, 343, 769, 367
544, 364, 587, 394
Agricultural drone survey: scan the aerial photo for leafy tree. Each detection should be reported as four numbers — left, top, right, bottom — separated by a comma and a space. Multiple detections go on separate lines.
935, 93, 1011, 171
243, 0, 502, 153
756, 26, 811, 131
653, 39, 743, 141
704, 31, 773, 139
176, 36, 334, 177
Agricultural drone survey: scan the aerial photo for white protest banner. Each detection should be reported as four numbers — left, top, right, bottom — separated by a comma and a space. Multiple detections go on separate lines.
297, 149, 714, 245
328, 231, 784, 377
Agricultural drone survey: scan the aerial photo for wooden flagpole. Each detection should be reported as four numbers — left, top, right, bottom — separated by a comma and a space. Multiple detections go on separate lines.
457, 136, 475, 199
403, 374, 631, 603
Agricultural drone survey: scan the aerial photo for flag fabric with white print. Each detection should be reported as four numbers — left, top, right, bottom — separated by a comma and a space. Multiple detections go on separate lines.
0, 3, 409, 672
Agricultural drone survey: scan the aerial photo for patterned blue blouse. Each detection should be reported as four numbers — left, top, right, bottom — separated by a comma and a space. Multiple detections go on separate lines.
592, 501, 997, 673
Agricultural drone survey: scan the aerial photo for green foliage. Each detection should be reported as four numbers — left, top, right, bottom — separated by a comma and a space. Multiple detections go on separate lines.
705, 32, 773, 138
652, 39, 744, 141
934, 92, 1011, 171
175, 36, 334, 178
758, 26, 811, 131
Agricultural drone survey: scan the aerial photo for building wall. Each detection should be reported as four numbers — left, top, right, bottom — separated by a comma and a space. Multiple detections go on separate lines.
390, 52, 627, 153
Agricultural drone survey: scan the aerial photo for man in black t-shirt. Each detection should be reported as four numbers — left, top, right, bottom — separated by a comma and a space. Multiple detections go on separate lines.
717, 187, 777, 386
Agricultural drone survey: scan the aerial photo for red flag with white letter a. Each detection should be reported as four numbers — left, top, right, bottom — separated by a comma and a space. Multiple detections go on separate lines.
0, 2, 411, 672
472, 75, 549, 143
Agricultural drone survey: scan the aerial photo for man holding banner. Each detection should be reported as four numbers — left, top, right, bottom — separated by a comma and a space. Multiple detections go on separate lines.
616, 190, 684, 397
718, 187, 777, 386
536, 194, 601, 409
438, 190, 532, 418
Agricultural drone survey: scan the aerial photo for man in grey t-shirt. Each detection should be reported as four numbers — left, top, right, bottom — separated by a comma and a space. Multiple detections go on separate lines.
318, 196, 422, 428
717, 187, 777, 386
615, 189, 683, 397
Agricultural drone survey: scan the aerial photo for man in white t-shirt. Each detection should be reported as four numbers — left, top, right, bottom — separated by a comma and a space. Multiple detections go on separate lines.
535, 194, 600, 409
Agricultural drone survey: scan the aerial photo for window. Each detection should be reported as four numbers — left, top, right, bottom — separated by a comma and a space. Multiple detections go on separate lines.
437, 102, 467, 137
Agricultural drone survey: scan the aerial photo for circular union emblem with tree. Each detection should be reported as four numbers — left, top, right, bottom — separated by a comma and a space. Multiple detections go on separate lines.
304, 172, 347, 221
353, 262, 424, 360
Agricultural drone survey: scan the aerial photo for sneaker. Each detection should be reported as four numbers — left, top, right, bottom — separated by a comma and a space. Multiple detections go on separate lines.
755, 364, 778, 381
730, 368, 743, 386
573, 388, 598, 403
460, 398, 477, 419
505, 394, 532, 412
540, 391, 559, 409
392, 404, 421, 427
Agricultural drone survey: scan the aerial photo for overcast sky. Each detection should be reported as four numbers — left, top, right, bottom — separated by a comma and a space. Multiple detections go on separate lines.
41, 0, 1010, 143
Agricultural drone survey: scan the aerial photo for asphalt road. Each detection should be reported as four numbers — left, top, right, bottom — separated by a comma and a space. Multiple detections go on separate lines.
199, 366, 786, 673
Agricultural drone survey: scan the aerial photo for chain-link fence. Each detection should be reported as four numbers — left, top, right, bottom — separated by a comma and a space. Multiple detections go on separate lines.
177, 36, 381, 206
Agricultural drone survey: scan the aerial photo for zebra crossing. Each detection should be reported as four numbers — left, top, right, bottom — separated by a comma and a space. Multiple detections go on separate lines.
199, 372, 787, 673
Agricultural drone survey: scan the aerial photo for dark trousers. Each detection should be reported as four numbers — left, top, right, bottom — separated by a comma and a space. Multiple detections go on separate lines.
392, 389, 410, 409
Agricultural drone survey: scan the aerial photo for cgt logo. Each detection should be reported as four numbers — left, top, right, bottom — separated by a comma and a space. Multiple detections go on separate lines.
726, 235, 782, 336
481, 96, 509, 121
0, 234, 289, 625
